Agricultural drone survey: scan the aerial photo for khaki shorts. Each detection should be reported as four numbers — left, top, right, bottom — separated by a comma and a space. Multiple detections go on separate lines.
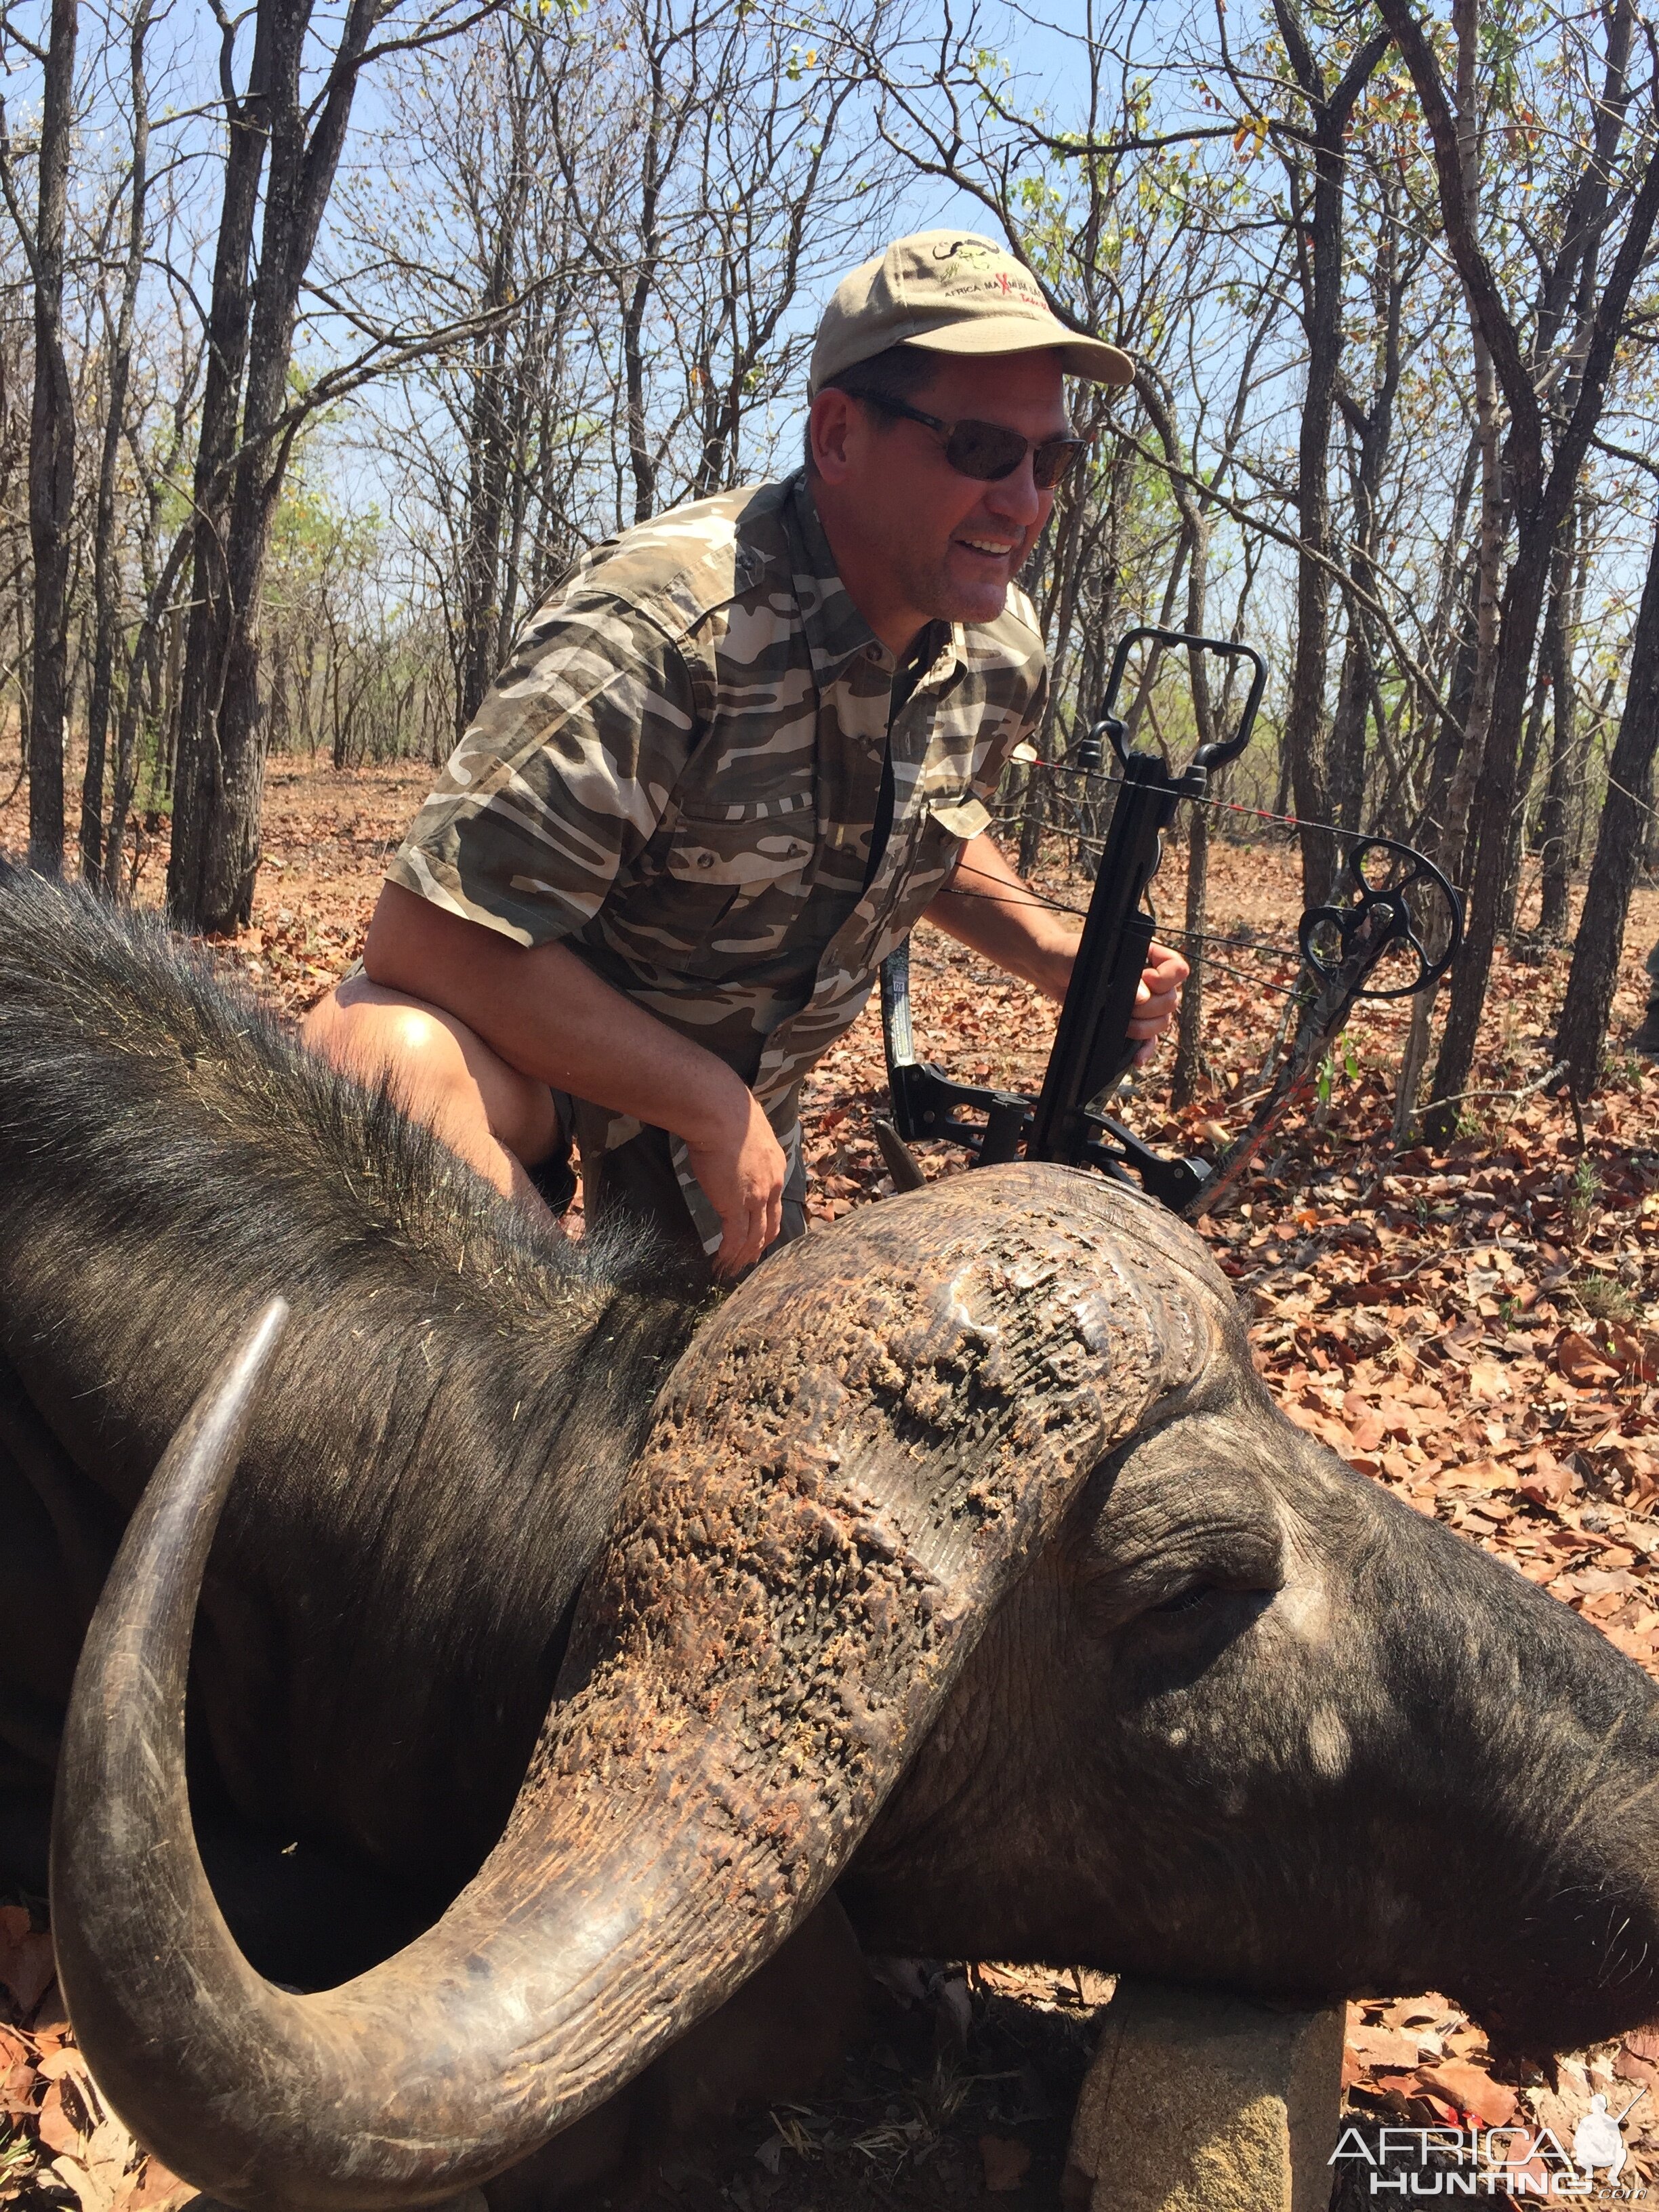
548, 1098, 807, 1282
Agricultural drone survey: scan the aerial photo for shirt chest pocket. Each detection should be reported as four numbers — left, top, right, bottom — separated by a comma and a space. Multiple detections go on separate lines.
653, 798, 817, 972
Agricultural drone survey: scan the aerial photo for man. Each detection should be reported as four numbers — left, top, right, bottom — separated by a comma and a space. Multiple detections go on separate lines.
305, 231, 1188, 1277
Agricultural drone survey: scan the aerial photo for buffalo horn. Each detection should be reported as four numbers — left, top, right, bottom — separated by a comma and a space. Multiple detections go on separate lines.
52, 1167, 1220, 2209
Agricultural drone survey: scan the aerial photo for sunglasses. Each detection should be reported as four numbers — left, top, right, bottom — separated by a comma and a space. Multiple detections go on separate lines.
858, 394, 1091, 489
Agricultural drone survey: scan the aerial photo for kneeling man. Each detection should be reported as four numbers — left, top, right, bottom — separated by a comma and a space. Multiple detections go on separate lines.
306, 231, 1187, 1277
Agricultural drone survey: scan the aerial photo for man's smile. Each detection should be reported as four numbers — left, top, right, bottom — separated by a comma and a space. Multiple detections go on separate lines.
956, 532, 1022, 560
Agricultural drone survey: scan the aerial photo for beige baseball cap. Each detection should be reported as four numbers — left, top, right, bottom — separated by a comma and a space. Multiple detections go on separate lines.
809, 229, 1134, 396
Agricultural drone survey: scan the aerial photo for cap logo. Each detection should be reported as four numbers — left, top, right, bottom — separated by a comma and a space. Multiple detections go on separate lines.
919, 239, 1038, 301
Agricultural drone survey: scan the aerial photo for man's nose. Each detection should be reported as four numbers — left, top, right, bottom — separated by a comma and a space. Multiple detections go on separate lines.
982, 457, 1046, 529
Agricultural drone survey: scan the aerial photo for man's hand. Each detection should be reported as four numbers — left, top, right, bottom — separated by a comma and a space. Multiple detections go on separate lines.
925, 834, 1191, 1064
1126, 939, 1190, 1065
682, 1086, 787, 1279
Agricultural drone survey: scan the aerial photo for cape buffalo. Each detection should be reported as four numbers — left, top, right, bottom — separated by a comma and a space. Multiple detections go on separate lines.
0, 866, 1656, 2210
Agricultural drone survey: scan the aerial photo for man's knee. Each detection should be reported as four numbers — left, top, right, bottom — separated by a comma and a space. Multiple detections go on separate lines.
303, 983, 558, 1168
305, 995, 449, 1079
368, 1005, 470, 1088
304, 987, 468, 1097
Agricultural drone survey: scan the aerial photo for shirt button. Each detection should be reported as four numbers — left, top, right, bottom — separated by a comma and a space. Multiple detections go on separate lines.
697, 853, 714, 868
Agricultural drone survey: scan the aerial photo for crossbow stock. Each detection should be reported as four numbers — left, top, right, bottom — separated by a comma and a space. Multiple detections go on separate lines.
880, 626, 1465, 1218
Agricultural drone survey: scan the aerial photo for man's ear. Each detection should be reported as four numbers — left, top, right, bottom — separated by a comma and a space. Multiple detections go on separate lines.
808, 389, 859, 483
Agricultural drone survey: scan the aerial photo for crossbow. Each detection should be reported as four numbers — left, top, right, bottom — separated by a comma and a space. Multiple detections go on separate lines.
879, 625, 1465, 1217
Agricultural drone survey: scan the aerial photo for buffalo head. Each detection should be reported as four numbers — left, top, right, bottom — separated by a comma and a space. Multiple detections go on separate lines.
50, 1165, 1659, 2208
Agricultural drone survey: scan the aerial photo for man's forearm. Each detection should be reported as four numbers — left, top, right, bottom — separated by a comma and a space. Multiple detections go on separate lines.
364, 882, 752, 1149
924, 830, 1079, 1000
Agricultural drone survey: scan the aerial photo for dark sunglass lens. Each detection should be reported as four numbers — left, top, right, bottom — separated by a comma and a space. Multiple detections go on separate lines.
943, 419, 1027, 480
1033, 438, 1086, 489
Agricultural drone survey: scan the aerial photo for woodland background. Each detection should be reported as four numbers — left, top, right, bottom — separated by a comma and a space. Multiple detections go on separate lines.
0, 0, 1658, 1118
3, 0, 1659, 2206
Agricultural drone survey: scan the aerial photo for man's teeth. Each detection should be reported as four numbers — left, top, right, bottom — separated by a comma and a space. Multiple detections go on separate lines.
960, 537, 1016, 554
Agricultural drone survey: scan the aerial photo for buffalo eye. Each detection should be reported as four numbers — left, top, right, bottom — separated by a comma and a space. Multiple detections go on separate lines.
1153, 1580, 1224, 1615
1141, 1578, 1279, 1627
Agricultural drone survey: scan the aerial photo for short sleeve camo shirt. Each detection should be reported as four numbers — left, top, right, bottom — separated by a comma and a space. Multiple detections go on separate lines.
388, 471, 1047, 1252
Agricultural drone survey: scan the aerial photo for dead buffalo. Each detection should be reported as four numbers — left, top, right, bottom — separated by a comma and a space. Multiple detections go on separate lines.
0, 865, 1656, 2211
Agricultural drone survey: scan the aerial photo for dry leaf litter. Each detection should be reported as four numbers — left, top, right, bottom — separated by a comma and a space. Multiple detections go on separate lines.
3, 760, 1657, 2206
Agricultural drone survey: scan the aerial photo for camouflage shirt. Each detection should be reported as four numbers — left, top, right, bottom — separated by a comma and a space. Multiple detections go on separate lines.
389, 472, 1047, 1250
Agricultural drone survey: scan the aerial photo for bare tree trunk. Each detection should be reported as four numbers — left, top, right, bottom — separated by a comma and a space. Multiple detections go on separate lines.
1436, 0, 1503, 888
163, 0, 270, 926
106, 567, 169, 895
1017, 766, 1048, 879
1537, 516, 1584, 936
13, 0, 79, 874
1556, 508, 1659, 1094
1332, 188, 1410, 836
106, 366, 195, 895
453, 30, 533, 737
168, 0, 386, 934
1502, 653, 1551, 935
1272, 5, 1389, 907
1158, 403, 1220, 1113
80, 0, 151, 890
1171, 803, 1210, 1106
1328, 626, 1370, 836
621, 0, 674, 527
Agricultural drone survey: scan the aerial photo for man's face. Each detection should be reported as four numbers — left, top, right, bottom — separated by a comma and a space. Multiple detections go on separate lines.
809, 351, 1073, 634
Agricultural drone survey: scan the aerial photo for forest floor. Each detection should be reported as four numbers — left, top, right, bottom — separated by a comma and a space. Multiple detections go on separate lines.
3, 755, 1659, 2209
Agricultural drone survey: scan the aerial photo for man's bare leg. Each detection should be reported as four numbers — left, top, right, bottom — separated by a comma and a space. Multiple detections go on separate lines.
302, 977, 563, 1218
